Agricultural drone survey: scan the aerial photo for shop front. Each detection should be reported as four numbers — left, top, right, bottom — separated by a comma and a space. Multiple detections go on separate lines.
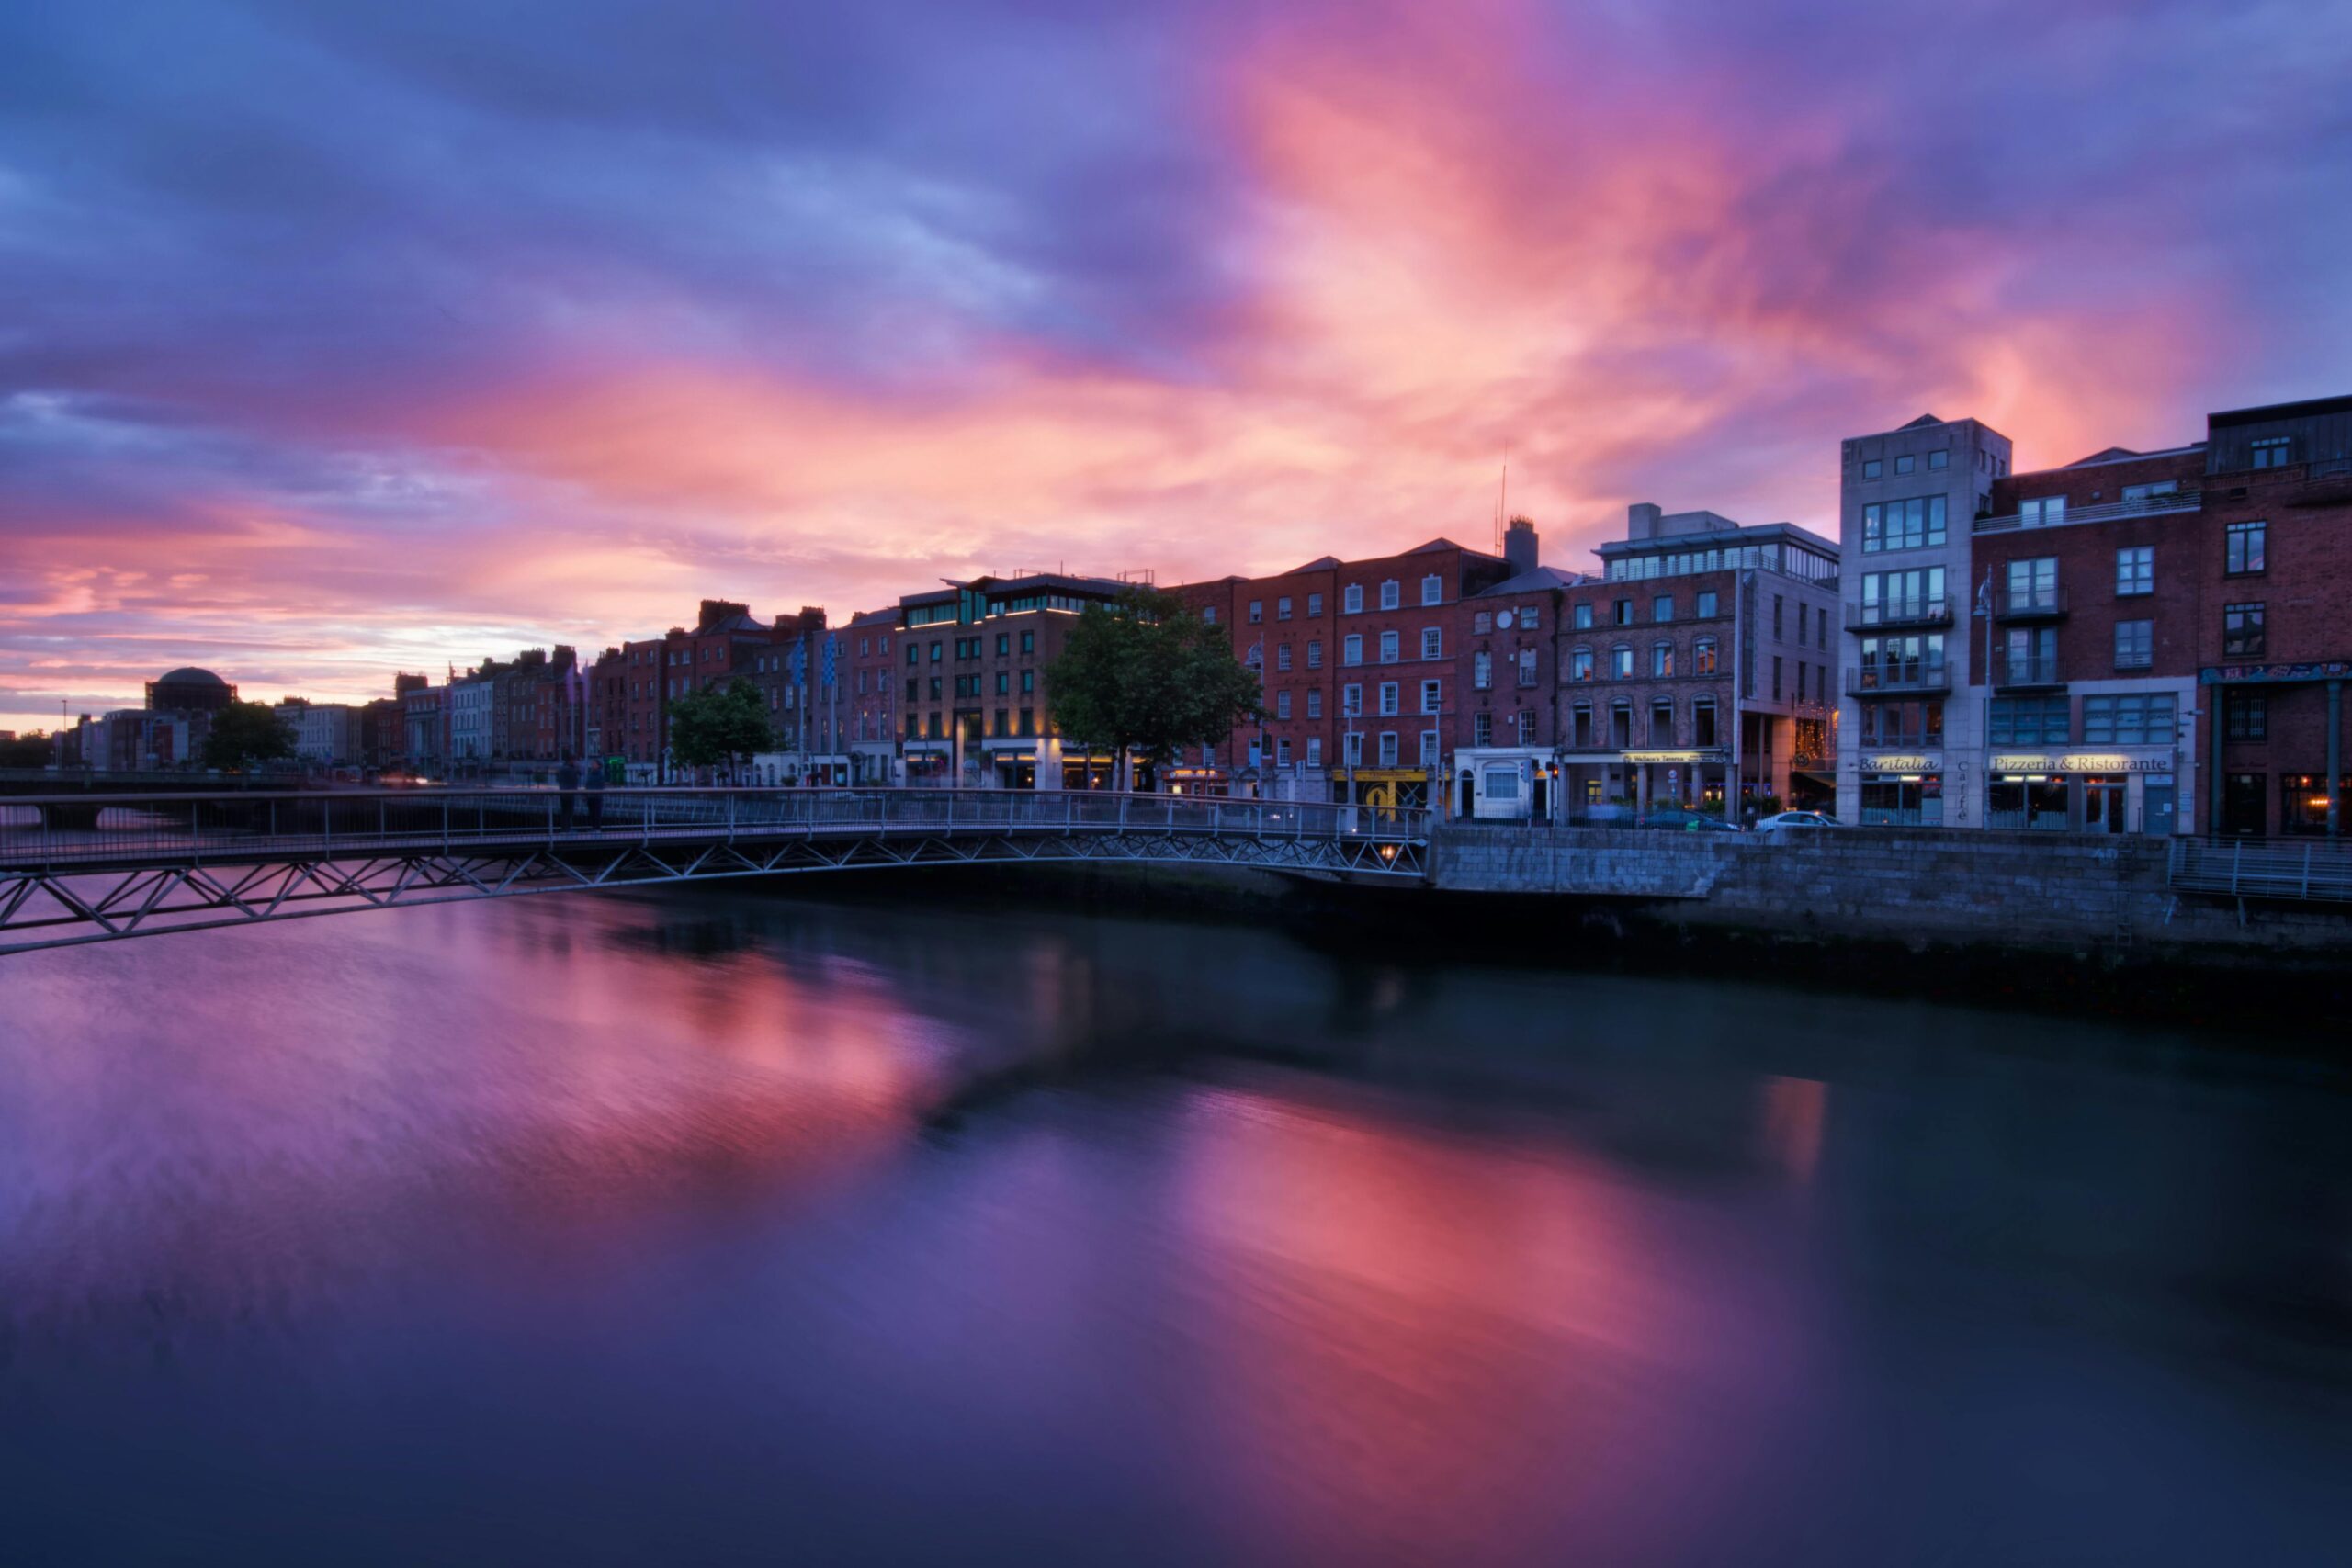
1984, 752, 2178, 833
1161, 765, 1230, 797
1623, 750, 1731, 816
1858, 753, 1943, 826
902, 741, 952, 785
1338, 768, 1431, 810
1453, 748, 1556, 822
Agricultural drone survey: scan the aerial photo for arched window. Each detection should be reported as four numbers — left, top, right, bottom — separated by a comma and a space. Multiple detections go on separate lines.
1693, 637, 1718, 675
1652, 641, 1674, 678
1611, 644, 1634, 679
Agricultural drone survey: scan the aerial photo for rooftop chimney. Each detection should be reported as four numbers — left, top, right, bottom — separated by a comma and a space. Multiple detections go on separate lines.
1504, 516, 1538, 575
1628, 502, 1664, 540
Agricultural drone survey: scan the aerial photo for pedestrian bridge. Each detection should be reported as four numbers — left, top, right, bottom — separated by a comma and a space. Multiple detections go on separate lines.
0, 787, 1430, 954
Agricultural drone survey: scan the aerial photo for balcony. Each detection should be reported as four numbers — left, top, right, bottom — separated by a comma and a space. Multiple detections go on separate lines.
1994, 656, 2064, 691
1973, 491, 2199, 533
1846, 597, 1952, 631
1994, 586, 2068, 621
1845, 667, 1951, 697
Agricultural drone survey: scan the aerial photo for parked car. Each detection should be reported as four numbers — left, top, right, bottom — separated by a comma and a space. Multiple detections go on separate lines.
1753, 810, 1844, 832
1638, 807, 1742, 832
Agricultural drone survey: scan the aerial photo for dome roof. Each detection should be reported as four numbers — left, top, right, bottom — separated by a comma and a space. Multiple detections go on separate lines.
148, 666, 236, 712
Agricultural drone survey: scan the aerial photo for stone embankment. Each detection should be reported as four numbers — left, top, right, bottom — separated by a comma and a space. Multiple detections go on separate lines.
1430, 824, 2352, 957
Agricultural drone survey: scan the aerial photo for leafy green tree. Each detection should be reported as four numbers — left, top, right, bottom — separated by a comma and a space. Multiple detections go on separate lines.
200, 702, 295, 771
667, 678, 775, 774
0, 729, 53, 768
1046, 588, 1264, 789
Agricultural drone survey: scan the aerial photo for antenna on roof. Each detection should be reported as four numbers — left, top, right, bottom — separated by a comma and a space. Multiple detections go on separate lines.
1496, 456, 1509, 551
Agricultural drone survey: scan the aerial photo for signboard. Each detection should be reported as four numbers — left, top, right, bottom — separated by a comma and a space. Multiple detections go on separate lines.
1623, 750, 1727, 764
2200, 660, 2352, 685
1987, 753, 2174, 773
1860, 753, 1940, 773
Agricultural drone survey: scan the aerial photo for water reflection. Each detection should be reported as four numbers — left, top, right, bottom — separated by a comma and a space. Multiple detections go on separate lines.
1, 885, 2347, 1563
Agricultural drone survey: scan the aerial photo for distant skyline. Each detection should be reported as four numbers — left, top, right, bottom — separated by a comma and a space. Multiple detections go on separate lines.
5, 0, 2349, 731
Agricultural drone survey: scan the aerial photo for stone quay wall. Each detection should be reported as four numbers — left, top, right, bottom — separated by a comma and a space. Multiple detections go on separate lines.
1428, 824, 2352, 957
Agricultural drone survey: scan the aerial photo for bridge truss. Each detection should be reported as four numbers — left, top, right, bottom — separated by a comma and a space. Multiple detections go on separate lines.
0, 787, 1428, 954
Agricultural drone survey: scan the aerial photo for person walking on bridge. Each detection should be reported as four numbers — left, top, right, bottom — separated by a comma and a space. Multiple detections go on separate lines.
556, 753, 581, 831
582, 755, 605, 831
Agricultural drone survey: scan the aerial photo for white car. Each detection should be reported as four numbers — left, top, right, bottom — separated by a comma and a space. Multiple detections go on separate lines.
1753, 810, 1844, 831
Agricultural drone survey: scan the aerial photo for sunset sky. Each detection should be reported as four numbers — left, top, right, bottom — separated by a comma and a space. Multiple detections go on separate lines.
3, 0, 2348, 732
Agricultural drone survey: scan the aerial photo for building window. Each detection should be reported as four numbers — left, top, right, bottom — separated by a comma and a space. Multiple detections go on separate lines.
1520, 605, 1540, 631
931, 641, 944, 663
2083, 694, 2175, 746
1692, 697, 1719, 746
1861, 495, 1949, 552
1692, 637, 1717, 675
995, 671, 1011, 695
1651, 642, 1674, 678
1989, 695, 2069, 746
1306, 690, 1322, 718
1379, 630, 1400, 663
1894, 454, 1915, 474
1474, 713, 1493, 747
1248, 600, 1262, 624
1570, 648, 1593, 682
1419, 730, 1440, 766
2114, 620, 2154, 670
1021, 631, 1035, 655
1378, 682, 1399, 716
1342, 683, 1363, 716
2225, 520, 2267, 575
1863, 458, 1883, 479
1277, 738, 1292, 766
1575, 604, 1594, 630
1614, 599, 1634, 626
1343, 584, 1363, 614
2018, 496, 2066, 527
1609, 701, 1634, 748
1306, 738, 1322, 766
1611, 645, 1634, 679
2005, 558, 2059, 613
1515, 710, 1535, 745
1344, 732, 1364, 766
1022, 670, 1035, 693
1772, 595, 1784, 637
1377, 731, 1399, 767
1420, 575, 1442, 606
1202, 605, 1217, 625
2115, 547, 2154, 596
1653, 595, 1673, 623
1276, 643, 1292, 671
1276, 690, 1292, 719
1381, 580, 1401, 611
2223, 603, 2266, 658
1343, 635, 1363, 666
996, 633, 1011, 656
1474, 611, 1493, 635
1770, 655, 1782, 700
2225, 690, 2267, 740
1421, 627, 1442, 660
1419, 680, 1441, 715
2251, 436, 2290, 469
1517, 649, 1538, 686
1307, 593, 1323, 617
1306, 639, 1323, 669
1651, 697, 1674, 742
1474, 650, 1493, 690
1277, 596, 1293, 621
1928, 449, 1948, 470
1696, 590, 1719, 618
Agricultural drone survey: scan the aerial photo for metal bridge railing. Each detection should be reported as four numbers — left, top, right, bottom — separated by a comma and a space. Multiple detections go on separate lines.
0, 787, 1428, 875
2167, 836, 2352, 902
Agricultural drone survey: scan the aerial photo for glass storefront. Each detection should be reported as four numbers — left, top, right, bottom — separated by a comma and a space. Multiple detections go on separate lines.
1860, 773, 1942, 826
2082, 775, 2126, 834
2279, 774, 2352, 836
1986, 774, 2072, 830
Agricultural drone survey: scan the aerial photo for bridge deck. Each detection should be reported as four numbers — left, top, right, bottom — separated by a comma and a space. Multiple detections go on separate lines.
0, 787, 1430, 953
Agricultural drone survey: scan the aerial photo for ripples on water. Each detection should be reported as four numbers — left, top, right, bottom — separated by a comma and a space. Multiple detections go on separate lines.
2, 882, 2348, 1563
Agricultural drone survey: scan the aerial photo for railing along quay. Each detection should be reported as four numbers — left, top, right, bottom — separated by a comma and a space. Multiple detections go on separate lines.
2167, 837, 2352, 903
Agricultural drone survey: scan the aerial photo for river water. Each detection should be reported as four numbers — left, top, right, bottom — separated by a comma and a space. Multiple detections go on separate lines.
2, 883, 2347, 1563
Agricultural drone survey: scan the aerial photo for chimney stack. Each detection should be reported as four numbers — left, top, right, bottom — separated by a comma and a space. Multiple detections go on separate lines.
1504, 515, 1539, 575
1628, 502, 1664, 540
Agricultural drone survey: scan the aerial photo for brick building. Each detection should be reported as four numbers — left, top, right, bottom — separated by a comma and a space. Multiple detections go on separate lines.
1177, 538, 1513, 804
842, 607, 899, 784
1840, 390, 2352, 837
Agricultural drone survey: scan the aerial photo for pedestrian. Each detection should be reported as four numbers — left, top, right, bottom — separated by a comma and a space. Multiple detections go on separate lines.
555, 752, 581, 830
583, 756, 605, 830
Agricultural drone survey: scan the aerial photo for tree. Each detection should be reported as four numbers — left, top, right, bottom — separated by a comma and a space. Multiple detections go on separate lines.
667, 678, 774, 775
0, 730, 53, 768
200, 702, 295, 771
1046, 588, 1264, 789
